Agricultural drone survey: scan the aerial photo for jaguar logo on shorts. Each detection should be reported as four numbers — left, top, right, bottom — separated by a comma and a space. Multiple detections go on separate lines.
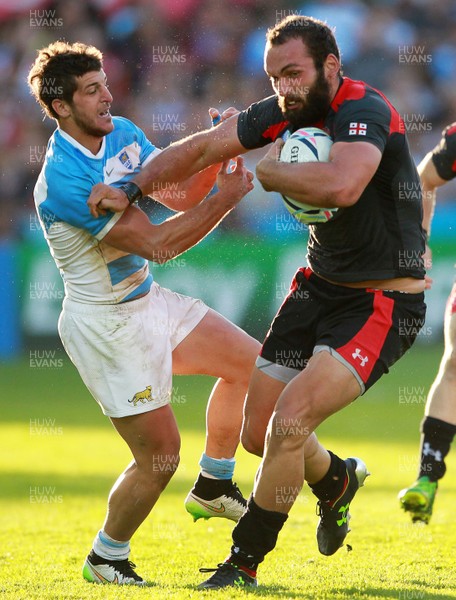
128, 385, 153, 406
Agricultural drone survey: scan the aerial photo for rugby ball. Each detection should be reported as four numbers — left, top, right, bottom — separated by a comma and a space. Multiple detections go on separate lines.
279, 127, 336, 225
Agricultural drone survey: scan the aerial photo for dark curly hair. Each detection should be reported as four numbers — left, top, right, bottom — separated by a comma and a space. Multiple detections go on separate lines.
266, 15, 341, 71
28, 41, 103, 120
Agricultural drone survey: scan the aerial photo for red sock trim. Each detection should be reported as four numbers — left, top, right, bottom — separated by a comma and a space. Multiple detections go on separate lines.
328, 473, 348, 508
227, 560, 257, 578
238, 565, 257, 579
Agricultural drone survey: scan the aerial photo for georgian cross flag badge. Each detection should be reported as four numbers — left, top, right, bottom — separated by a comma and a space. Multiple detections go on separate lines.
349, 122, 367, 135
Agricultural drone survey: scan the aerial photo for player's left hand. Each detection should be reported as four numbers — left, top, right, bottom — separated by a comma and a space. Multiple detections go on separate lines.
88, 183, 129, 217
256, 138, 284, 191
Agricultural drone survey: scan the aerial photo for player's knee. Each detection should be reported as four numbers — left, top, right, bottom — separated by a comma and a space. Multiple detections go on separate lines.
139, 431, 181, 482
270, 388, 331, 449
270, 410, 311, 450
225, 337, 260, 385
303, 432, 320, 459
148, 450, 180, 485
241, 426, 264, 457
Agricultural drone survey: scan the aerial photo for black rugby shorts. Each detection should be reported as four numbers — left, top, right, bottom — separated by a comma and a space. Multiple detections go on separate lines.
259, 267, 426, 394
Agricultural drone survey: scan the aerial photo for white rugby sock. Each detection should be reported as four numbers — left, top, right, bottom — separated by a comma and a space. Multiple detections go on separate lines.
92, 529, 130, 561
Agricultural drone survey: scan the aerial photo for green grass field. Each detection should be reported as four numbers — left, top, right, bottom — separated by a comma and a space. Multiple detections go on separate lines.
1, 342, 456, 599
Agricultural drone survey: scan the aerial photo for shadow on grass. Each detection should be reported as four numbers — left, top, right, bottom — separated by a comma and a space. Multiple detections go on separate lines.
179, 581, 449, 599
0, 470, 237, 500
1, 471, 118, 500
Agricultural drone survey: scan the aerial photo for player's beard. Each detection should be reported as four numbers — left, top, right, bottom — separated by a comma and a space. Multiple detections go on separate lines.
71, 105, 113, 138
279, 68, 332, 127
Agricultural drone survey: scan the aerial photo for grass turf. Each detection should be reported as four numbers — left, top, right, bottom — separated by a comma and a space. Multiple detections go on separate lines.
1, 342, 455, 599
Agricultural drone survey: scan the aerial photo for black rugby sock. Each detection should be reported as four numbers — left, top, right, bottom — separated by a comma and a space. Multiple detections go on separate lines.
192, 473, 234, 500
228, 496, 288, 571
418, 416, 456, 482
308, 450, 347, 504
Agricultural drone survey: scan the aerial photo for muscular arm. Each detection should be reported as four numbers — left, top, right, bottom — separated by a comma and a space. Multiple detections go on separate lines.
151, 109, 243, 210
134, 114, 246, 194
256, 140, 382, 208
102, 159, 253, 263
88, 113, 247, 217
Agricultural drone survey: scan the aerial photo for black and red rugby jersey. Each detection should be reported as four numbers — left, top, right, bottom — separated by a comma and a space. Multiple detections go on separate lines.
431, 123, 456, 181
237, 77, 426, 283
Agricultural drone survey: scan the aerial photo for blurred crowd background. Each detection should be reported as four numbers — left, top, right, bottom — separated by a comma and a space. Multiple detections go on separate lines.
2, 0, 456, 240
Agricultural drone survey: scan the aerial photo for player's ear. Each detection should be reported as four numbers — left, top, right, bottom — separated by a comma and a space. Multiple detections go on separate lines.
51, 98, 71, 119
324, 53, 340, 78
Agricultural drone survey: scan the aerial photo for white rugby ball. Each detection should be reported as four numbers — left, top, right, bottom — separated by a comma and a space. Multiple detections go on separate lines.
279, 127, 336, 225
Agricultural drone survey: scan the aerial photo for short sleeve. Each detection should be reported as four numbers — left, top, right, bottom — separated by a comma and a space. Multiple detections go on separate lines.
110, 117, 159, 170
237, 96, 288, 149
41, 165, 120, 239
332, 95, 390, 153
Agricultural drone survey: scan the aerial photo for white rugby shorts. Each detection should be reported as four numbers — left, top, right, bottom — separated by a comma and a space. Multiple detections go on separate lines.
58, 282, 208, 417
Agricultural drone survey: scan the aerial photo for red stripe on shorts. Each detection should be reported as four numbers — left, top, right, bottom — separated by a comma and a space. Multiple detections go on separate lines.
336, 290, 394, 383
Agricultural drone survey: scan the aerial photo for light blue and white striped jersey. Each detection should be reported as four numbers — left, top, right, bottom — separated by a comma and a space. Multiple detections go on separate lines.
34, 116, 160, 304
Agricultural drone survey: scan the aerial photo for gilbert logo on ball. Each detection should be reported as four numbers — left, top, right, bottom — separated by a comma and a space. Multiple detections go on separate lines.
279, 127, 337, 225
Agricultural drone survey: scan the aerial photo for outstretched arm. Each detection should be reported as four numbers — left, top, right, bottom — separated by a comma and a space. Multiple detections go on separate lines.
89, 110, 247, 217
151, 108, 241, 211
136, 111, 245, 190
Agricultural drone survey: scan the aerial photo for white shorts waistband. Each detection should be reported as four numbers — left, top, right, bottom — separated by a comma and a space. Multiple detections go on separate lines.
62, 290, 153, 316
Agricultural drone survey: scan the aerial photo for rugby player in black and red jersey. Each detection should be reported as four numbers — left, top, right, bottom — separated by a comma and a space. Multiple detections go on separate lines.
398, 124, 456, 524
88, 16, 427, 589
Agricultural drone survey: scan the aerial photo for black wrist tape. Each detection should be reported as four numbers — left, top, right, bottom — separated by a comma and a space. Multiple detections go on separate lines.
120, 181, 143, 205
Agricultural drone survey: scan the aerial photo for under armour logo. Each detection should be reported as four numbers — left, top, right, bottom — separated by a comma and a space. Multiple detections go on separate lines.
352, 348, 369, 367
337, 502, 350, 526
423, 442, 442, 462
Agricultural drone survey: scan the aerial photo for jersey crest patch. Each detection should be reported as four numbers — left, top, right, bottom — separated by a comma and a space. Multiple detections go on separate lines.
119, 150, 133, 170
104, 142, 141, 184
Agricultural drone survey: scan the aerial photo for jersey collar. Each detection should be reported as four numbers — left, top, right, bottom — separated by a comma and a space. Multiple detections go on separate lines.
330, 77, 366, 113
58, 129, 106, 159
